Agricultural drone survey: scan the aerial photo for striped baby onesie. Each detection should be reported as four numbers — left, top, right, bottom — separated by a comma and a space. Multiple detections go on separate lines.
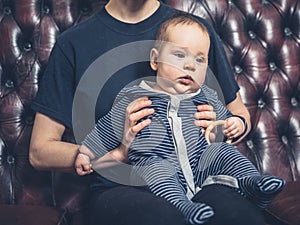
83, 80, 285, 225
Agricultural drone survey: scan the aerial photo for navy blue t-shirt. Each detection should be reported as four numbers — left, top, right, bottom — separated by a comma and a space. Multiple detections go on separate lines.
32, 2, 239, 188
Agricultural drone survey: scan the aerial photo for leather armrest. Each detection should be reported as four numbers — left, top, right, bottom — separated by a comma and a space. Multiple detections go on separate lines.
266, 181, 300, 225
0, 204, 68, 225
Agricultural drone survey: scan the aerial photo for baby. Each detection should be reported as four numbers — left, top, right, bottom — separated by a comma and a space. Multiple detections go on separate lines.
76, 13, 285, 225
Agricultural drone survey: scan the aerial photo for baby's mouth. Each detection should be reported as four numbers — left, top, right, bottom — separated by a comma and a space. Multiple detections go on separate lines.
178, 75, 194, 84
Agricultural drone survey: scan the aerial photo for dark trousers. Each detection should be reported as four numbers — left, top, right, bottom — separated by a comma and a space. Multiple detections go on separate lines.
88, 184, 265, 225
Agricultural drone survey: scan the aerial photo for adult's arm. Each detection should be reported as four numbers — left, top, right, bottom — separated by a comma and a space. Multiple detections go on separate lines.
29, 112, 79, 172
30, 96, 153, 172
29, 113, 128, 172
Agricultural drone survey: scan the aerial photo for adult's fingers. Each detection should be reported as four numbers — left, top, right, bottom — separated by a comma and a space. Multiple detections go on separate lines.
195, 104, 215, 119
121, 97, 154, 149
126, 97, 153, 125
194, 119, 214, 128
126, 97, 151, 115
131, 118, 152, 135
128, 108, 154, 127
195, 104, 216, 129
194, 110, 216, 121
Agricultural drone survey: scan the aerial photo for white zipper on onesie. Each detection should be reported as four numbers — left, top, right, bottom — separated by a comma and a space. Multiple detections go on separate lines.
167, 95, 196, 199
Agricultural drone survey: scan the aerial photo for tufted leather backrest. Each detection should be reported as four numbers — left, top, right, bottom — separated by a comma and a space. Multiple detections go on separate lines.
169, 0, 300, 182
0, 0, 299, 218
0, 0, 107, 211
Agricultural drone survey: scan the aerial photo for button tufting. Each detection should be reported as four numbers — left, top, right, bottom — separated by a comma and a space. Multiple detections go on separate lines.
248, 30, 256, 39
258, 98, 266, 108
281, 135, 288, 145
246, 140, 254, 149
24, 42, 32, 51
43, 5, 50, 14
3, 7, 11, 15
234, 65, 243, 74
284, 27, 292, 36
7, 155, 15, 165
291, 97, 298, 107
5, 79, 14, 88
269, 62, 277, 71
262, 0, 269, 4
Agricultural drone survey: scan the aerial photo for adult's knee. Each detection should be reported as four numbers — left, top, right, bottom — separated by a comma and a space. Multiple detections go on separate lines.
192, 185, 265, 225
207, 199, 265, 225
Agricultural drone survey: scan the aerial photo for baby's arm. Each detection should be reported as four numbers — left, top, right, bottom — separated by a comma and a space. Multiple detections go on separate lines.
75, 145, 95, 176
223, 116, 246, 140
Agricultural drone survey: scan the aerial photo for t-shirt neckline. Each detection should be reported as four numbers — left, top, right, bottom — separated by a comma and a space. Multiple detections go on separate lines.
97, 1, 169, 35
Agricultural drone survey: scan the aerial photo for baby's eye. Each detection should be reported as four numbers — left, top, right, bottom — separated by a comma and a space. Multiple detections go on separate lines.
196, 57, 205, 63
174, 52, 185, 58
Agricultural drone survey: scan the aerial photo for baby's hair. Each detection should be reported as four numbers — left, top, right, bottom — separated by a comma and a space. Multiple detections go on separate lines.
155, 12, 209, 49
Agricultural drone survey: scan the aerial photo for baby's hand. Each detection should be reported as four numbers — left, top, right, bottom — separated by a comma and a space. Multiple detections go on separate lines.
75, 153, 93, 176
223, 117, 245, 140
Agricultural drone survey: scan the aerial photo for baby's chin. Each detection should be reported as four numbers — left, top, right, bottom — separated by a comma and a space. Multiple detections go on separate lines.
173, 84, 199, 95
155, 83, 199, 95
172, 89, 195, 95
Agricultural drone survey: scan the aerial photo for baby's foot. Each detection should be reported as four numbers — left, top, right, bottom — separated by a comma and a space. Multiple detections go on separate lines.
181, 202, 214, 225
238, 175, 286, 208
257, 175, 286, 194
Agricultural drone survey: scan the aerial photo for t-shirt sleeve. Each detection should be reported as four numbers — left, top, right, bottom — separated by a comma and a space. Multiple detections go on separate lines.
31, 40, 75, 128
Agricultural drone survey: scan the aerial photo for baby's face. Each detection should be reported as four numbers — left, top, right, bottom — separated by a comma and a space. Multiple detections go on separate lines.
151, 23, 210, 94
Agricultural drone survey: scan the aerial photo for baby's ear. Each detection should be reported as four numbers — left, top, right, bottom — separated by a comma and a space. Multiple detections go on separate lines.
150, 48, 159, 71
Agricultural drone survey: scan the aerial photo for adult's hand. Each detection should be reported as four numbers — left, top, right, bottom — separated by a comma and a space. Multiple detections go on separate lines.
194, 104, 216, 142
111, 97, 154, 163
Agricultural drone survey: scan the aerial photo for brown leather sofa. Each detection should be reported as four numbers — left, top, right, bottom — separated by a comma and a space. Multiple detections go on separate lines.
0, 0, 299, 224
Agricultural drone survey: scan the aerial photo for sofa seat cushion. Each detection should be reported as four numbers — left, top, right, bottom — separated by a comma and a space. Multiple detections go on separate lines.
0, 204, 68, 225
267, 181, 300, 225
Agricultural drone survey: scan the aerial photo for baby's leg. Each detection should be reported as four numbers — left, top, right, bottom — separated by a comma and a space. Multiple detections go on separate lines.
133, 157, 214, 225
197, 143, 285, 209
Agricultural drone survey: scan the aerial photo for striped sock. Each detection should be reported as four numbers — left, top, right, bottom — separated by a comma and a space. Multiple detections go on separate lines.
178, 202, 214, 225
257, 175, 286, 193
238, 175, 286, 208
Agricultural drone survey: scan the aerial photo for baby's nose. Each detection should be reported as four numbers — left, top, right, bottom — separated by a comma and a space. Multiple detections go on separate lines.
183, 58, 196, 71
